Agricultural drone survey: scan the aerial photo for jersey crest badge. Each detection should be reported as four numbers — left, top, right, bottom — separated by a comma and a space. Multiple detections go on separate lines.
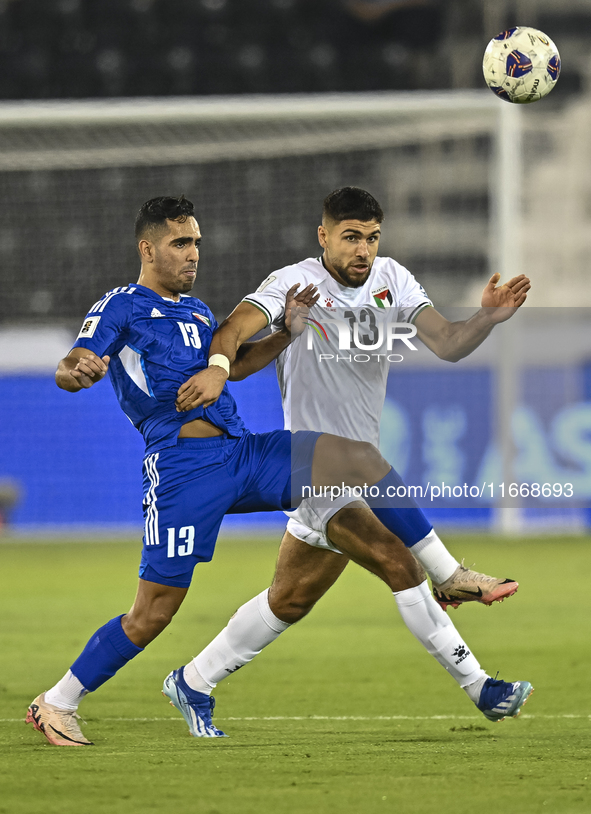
150, 308, 164, 318
193, 312, 211, 327
77, 315, 101, 339
372, 286, 393, 308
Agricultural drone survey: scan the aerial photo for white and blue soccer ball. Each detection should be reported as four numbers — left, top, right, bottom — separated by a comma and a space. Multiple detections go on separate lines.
482, 26, 561, 104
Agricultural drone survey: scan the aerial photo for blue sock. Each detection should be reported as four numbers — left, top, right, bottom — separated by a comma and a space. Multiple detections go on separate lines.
70, 615, 143, 692
365, 468, 433, 548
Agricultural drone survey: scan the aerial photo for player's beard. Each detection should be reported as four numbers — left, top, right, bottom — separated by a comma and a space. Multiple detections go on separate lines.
179, 277, 195, 293
174, 267, 197, 293
331, 258, 372, 288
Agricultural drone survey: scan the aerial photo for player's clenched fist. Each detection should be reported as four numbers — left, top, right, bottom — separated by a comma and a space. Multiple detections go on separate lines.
71, 354, 110, 388
56, 350, 110, 392
175, 365, 228, 412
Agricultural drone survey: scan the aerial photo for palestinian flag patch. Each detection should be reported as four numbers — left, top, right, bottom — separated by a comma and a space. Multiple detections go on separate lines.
372, 286, 393, 308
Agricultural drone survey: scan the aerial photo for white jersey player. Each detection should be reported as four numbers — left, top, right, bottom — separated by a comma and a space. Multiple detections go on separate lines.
170, 187, 533, 733
244, 254, 433, 553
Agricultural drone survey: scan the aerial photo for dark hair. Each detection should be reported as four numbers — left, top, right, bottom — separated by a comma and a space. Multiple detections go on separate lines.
134, 195, 195, 241
322, 187, 384, 225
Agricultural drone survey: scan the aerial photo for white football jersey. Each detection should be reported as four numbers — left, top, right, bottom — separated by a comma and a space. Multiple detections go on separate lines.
243, 256, 432, 446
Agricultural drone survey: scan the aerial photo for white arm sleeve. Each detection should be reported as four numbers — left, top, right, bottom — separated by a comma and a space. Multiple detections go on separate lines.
395, 262, 433, 324
242, 266, 308, 327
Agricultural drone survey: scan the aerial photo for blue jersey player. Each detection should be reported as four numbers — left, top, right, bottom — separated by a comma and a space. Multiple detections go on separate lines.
26, 196, 533, 746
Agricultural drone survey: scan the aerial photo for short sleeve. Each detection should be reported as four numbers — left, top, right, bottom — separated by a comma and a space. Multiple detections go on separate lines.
396, 264, 433, 324
199, 303, 218, 332
242, 268, 297, 326
207, 309, 219, 333
72, 293, 132, 357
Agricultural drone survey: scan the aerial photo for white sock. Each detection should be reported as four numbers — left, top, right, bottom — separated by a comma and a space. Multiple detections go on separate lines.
463, 673, 488, 704
183, 660, 215, 694
410, 530, 459, 584
394, 580, 487, 696
44, 670, 88, 711
184, 589, 290, 694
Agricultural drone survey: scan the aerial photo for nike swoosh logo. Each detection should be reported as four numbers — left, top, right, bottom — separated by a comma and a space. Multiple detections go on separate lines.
48, 724, 83, 743
457, 587, 483, 597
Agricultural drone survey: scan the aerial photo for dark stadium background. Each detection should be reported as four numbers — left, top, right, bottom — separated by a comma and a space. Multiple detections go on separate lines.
0, 0, 585, 102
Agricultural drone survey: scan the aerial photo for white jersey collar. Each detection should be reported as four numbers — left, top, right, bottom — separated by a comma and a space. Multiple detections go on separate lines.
320, 256, 377, 303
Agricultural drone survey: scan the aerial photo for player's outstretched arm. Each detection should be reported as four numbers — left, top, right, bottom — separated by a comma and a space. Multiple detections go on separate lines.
176, 283, 319, 410
176, 285, 319, 410
230, 283, 319, 381
415, 272, 531, 362
175, 302, 267, 412
55, 348, 110, 392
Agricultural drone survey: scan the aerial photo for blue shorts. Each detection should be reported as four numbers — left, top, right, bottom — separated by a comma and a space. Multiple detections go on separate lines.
138, 429, 320, 588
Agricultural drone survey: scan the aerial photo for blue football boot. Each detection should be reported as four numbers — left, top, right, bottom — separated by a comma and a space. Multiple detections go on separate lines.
477, 678, 534, 722
163, 668, 227, 738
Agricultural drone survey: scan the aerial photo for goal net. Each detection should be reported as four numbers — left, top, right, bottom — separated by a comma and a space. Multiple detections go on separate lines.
0, 92, 510, 325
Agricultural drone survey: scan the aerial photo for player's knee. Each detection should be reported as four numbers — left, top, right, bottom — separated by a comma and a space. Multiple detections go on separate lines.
344, 440, 389, 484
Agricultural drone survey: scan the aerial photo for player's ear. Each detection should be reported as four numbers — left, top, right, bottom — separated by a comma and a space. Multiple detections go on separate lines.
138, 239, 155, 263
317, 225, 328, 249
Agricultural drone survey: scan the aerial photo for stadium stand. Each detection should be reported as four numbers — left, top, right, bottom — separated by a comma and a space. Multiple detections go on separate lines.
0, 0, 586, 102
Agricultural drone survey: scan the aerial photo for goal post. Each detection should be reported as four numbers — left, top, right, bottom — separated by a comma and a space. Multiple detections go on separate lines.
492, 101, 524, 534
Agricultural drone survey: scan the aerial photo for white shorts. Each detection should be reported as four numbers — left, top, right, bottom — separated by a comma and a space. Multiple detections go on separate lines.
284, 494, 369, 554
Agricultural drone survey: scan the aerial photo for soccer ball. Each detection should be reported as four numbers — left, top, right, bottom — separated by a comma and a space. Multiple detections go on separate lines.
482, 27, 561, 104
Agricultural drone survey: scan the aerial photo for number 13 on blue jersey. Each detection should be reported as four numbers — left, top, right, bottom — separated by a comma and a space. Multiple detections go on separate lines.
177, 322, 201, 349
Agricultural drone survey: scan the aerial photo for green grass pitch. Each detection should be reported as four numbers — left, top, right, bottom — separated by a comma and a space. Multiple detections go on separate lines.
1, 534, 590, 814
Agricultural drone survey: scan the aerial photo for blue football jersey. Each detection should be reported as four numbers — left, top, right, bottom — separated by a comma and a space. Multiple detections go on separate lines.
73, 284, 246, 453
